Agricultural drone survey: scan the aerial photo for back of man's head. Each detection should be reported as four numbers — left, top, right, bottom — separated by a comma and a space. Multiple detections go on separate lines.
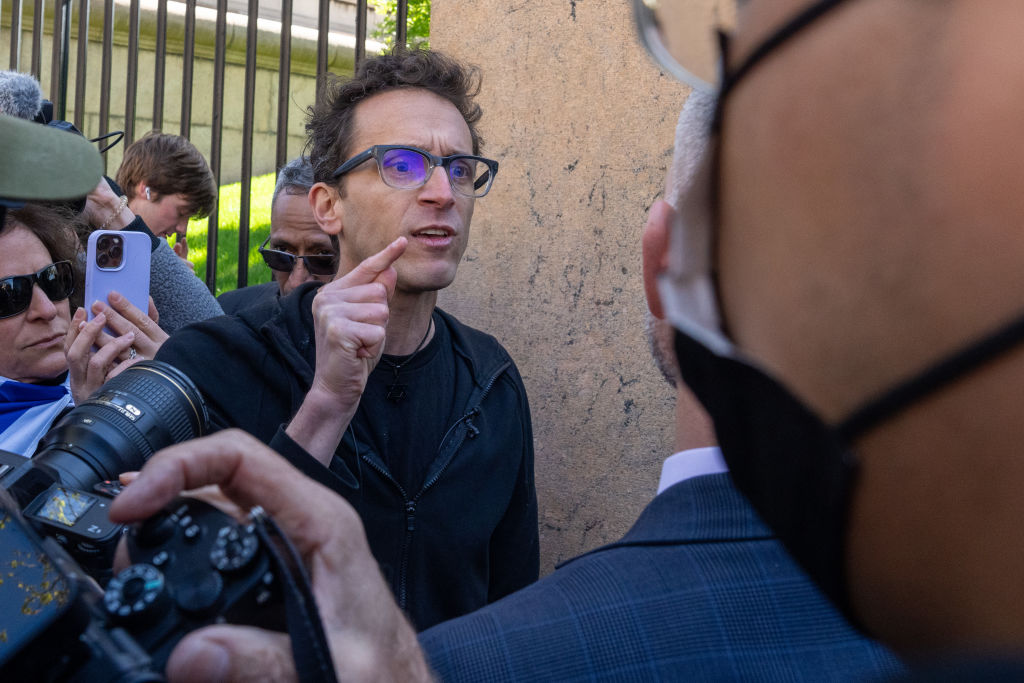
658, 0, 1024, 657
304, 48, 484, 184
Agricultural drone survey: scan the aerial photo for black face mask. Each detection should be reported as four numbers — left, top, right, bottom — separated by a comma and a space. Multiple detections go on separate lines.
674, 317, 1024, 617
668, 0, 1024, 619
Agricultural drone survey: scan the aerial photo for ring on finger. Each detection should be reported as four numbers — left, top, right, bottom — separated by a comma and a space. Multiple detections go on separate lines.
128, 346, 137, 360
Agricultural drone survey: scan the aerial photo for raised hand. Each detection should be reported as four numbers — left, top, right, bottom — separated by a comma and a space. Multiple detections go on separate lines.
286, 237, 407, 464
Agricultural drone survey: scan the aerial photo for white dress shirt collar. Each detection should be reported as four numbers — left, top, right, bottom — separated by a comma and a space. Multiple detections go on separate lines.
657, 446, 727, 495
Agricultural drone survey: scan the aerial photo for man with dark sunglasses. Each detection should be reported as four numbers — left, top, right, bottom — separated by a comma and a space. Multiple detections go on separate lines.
155, 48, 538, 633
218, 157, 339, 314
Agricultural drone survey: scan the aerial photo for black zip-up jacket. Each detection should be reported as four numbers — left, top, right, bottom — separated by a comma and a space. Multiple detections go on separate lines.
155, 282, 539, 630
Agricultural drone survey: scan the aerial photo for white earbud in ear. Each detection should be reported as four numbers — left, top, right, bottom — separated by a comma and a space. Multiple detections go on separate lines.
145, 186, 151, 200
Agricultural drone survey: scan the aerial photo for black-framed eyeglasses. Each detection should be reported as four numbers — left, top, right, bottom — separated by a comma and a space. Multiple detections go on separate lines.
331, 145, 499, 198
257, 237, 338, 276
0, 261, 75, 320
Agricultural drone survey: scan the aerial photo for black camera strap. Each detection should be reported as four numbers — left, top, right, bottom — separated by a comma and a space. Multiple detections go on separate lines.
249, 506, 339, 683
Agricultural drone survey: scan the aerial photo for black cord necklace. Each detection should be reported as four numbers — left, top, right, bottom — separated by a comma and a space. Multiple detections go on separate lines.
380, 317, 433, 403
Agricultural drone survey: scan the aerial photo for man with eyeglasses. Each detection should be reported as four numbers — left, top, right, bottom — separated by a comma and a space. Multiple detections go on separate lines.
155, 48, 538, 633
217, 157, 339, 314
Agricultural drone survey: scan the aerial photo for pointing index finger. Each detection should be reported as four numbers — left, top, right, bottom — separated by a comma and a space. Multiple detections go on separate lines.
337, 237, 407, 287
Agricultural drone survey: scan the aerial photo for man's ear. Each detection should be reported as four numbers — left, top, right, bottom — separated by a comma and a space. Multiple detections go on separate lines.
309, 182, 343, 236
642, 199, 675, 320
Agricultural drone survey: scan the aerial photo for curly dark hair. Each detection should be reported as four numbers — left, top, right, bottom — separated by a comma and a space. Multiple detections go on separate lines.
305, 48, 484, 185
2, 203, 86, 310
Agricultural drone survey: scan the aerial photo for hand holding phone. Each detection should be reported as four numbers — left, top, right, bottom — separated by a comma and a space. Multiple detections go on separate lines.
84, 230, 151, 320
70, 233, 163, 404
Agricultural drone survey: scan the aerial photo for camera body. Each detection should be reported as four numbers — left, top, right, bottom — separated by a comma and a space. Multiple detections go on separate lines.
0, 361, 210, 576
0, 490, 284, 680
0, 360, 288, 678
111, 496, 285, 667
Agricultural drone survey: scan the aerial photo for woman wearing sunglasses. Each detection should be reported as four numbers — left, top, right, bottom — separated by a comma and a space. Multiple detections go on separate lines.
0, 203, 163, 456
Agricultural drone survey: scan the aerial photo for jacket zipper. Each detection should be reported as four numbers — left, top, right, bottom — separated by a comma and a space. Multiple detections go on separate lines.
389, 360, 510, 612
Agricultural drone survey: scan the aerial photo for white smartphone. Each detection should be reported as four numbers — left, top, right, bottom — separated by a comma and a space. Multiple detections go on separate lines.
84, 230, 151, 320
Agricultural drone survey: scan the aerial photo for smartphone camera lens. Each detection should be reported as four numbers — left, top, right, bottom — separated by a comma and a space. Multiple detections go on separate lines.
97, 253, 109, 267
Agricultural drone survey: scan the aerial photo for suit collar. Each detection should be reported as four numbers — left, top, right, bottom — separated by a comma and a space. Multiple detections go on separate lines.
557, 473, 774, 570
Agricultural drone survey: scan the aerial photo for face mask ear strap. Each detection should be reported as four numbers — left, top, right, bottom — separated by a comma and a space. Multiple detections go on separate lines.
837, 312, 1024, 442
718, 0, 854, 103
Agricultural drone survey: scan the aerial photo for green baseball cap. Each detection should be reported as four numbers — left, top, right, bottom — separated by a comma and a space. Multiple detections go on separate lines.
0, 113, 102, 205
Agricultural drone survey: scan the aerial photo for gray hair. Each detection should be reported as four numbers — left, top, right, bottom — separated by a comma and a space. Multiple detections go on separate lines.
270, 155, 338, 253
273, 156, 315, 207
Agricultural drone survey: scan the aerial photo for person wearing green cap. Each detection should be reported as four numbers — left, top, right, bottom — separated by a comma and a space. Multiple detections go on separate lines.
0, 116, 166, 457
0, 115, 104, 455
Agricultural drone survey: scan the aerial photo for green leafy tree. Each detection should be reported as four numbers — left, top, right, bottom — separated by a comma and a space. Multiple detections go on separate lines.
369, 0, 430, 50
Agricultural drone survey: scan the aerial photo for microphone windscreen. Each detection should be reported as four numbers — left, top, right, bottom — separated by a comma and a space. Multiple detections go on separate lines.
0, 71, 43, 120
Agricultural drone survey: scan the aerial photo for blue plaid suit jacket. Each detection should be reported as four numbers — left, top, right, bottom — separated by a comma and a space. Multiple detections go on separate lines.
419, 473, 903, 682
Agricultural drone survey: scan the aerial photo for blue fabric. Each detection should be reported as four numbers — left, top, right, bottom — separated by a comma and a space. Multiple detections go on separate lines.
420, 473, 904, 682
0, 378, 68, 432
0, 375, 72, 456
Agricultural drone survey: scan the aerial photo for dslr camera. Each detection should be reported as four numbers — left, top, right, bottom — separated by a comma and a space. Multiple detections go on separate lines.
1, 360, 208, 575
0, 361, 286, 679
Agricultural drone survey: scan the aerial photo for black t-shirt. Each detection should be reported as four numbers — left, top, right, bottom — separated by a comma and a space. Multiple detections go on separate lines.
350, 310, 459, 495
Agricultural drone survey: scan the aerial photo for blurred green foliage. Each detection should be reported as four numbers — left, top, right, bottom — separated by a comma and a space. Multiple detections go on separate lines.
370, 0, 430, 49
179, 172, 276, 297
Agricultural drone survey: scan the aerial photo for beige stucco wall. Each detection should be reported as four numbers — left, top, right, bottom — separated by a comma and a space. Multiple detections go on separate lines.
433, 0, 690, 571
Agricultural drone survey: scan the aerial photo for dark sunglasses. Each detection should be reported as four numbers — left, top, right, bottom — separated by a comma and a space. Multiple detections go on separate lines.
257, 237, 338, 276
0, 261, 75, 320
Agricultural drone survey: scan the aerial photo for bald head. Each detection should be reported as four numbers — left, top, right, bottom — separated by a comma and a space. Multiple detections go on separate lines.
700, 0, 1024, 654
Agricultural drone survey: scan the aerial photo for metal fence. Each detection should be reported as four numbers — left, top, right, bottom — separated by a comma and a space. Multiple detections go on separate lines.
3, 0, 409, 292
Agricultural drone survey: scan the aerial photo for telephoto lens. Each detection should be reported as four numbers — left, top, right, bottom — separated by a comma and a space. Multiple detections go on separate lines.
9, 360, 209, 505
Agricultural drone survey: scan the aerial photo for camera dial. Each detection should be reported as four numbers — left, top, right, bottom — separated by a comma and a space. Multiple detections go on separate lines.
104, 563, 171, 623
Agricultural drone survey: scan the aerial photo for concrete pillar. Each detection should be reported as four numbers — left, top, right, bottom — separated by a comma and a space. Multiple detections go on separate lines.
433, 0, 690, 571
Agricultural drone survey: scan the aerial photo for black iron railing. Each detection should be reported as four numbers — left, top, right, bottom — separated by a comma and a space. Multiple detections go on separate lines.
2, 0, 409, 292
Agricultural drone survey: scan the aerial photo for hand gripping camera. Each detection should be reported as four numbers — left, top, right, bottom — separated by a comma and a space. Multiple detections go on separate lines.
0, 491, 286, 680
0, 361, 210, 579
0, 361, 334, 681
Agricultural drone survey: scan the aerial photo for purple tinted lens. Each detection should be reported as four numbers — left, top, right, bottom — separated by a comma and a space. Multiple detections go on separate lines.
448, 158, 476, 187
380, 148, 428, 188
